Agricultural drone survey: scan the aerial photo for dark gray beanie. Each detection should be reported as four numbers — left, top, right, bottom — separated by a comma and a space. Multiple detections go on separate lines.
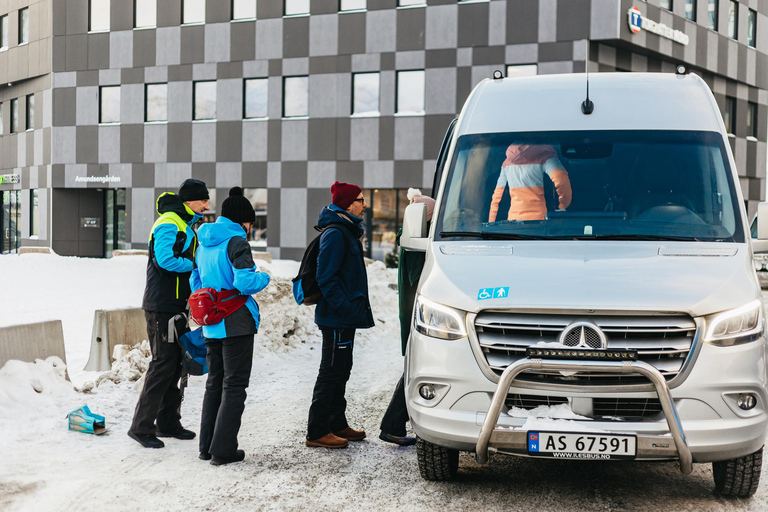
221, 187, 256, 224
178, 179, 209, 202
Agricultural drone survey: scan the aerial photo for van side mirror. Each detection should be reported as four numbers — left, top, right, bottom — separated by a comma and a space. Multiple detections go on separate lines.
401, 203, 428, 252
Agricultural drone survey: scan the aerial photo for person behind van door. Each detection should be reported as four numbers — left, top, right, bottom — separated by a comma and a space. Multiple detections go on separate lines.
192, 187, 271, 465
488, 144, 572, 222
306, 181, 375, 449
380, 190, 435, 447
129, 179, 209, 449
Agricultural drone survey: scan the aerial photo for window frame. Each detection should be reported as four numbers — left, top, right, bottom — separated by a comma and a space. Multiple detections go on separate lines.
724, 96, 736, 136
182, 0, 206, 25
99, 85, 121, 125
282, 75, 309, 118
243, 78, 269, 120
747, 101, 758, 140
660, 0, 673, 11
29, 189, 38, 238
397, 0, 426, 7
748, 8, 757, 48
10, 98, 18, 133
193, 80, 217, 121
144, 83, 168, 123
25, 93, 34, 131
685, 0, 696, 22
134, 0, 158, 29
18, 7, 29, 45
351, 72, 381, 117
284, 0, 310, 16
707, 0, 719, 31
340, 0, 367, 12
232, 0, 257, 21
88, 0, 110, 33
728, 0, 738, 40
0, 15, 8, 50
395, 69, 426, 116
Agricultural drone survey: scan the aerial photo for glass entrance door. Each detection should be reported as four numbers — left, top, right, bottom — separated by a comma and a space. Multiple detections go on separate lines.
1, 190, 21, 254
104, 189, 126, 257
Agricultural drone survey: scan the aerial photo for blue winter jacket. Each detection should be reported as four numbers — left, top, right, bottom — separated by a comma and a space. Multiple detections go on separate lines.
142, 192, 203, 312
191, 217, 271, 340
314, 205, 375, 330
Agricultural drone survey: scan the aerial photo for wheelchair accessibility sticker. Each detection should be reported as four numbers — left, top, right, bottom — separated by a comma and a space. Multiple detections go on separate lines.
477, 287, 509, 300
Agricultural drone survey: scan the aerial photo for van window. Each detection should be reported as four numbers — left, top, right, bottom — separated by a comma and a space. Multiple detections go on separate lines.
436, 130, 744, 243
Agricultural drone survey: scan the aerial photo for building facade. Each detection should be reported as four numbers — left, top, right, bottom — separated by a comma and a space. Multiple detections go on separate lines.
0, 0, 766, 260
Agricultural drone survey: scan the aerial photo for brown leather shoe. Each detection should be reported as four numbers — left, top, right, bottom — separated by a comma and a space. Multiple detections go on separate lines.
305, 433, 349, 449
333, 427, 366, 441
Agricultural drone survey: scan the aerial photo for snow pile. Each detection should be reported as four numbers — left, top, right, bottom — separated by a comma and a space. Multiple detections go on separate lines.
0, 357, 75, 413
253, 274, 320, 353
79, 341, 152, 392
508, 402, 588, 420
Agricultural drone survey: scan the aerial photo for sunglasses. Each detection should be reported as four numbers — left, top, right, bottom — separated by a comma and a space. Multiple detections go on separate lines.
353, 198, 366, 203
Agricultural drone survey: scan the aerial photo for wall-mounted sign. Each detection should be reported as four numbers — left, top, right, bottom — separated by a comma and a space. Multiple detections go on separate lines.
628, 6, 689, 46
75, 176, 122, 184
0, 173, 21, 184
82, 217, 101, 228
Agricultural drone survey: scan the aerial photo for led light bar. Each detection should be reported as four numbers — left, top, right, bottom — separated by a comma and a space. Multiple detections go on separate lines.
525, 347, 638, 361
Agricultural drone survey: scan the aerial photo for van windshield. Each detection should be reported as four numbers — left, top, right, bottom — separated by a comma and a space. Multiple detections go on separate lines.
436, 130, 744, 243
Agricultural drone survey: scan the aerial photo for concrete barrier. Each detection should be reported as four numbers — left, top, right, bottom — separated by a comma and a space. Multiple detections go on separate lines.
83, 308, 147, 372
0, 320, 69, 379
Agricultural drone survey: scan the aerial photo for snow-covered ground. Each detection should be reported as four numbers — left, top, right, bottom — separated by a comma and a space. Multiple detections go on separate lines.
2, 253, 768, 511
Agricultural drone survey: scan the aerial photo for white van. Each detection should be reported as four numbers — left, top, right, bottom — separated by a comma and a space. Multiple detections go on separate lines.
401, 71, 768, 497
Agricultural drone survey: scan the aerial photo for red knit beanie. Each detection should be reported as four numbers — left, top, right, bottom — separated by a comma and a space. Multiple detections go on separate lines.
331, 181, 362, 210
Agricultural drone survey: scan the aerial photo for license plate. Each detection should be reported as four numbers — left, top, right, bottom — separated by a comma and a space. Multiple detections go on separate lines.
527, 431, 637, 460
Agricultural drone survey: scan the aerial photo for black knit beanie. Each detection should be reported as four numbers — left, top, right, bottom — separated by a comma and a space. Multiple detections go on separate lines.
221, 187, 256, 224
178, 178, 210, 202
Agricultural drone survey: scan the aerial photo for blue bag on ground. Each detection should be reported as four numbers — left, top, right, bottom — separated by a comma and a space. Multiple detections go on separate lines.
178, 328, 208, 376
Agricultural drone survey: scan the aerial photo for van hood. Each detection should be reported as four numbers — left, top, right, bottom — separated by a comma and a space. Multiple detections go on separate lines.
419, 241, 759, 317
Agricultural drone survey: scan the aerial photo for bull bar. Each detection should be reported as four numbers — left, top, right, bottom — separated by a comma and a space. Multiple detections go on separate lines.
475, 358, 693, 475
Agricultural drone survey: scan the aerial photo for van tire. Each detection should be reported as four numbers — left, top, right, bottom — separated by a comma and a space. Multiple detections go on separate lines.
416, 437, 459, 481
712, 447, 763, 497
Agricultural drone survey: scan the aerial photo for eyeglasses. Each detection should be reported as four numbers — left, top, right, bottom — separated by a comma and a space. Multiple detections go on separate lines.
353, 198, 365, 203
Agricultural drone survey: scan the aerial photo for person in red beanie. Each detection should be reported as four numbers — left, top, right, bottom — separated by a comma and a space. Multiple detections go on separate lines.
306, 181, 375, 449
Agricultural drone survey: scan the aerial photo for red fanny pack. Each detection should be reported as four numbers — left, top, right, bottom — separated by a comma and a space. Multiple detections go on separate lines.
189, 288, 248, 326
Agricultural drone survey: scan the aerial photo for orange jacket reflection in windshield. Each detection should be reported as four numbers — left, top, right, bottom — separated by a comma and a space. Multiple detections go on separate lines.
488, 144, 573, 222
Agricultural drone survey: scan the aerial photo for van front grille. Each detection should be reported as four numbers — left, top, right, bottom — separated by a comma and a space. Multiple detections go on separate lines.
504, 394, 663, 420
475, 313, 697, 385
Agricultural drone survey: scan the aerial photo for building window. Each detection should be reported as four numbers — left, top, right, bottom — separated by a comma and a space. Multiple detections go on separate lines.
396, 70, 425, 115
341, 0, 366, 11
660, 0, 672, 10
243, 188, 268, 245
728, 0, 738, 39
25, 94, 34, 131
10, 98, 18, 133
18, 8, 29, 44
135, 0, 157, 28
284, 0, 310, 16
708, 0, 718, 31
145, 83, 168, 122
398, 0, 425, 6
748, 9, 757, 48
283, 76, 308, 118
685, 0, 696, 21
724, 96, 736, 135
193, 81, 216, 120
2, 190, 21, 254
30, 189, 38, 238
182, 0, 206, 24
0, 15, 8, 49
352, 72, 380, 116
232, 0, 257, 20
99, 86, 121, 124
747, 102, 757, 139
506, 64, 538, 78
361, 189, 409, 262
244, 78, 268, 119
89, 0, 110, 32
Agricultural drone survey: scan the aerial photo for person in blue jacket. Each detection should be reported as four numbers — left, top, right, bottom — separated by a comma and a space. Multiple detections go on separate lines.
129, 178, 209, 449
191, 187, 271, 465
306, 181, 375, 449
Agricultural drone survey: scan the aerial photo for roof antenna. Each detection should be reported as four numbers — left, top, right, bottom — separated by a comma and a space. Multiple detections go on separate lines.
581, 39, 594, 115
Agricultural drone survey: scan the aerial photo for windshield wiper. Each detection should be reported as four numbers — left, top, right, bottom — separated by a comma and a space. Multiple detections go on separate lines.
439, 231, 555, 240
579, 234, 703, 241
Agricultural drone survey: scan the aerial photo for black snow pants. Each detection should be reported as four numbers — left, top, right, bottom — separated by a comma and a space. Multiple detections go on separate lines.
130, 310, 184, 436
199, 334, 254, 458
306, 328, 356, 440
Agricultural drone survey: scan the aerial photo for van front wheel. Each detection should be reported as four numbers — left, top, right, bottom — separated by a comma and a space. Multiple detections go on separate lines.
713, 447, 763, 497
416, 437, 459, 481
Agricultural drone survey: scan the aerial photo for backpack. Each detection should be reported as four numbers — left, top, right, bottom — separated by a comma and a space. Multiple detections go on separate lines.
167, 313, 208, 376
188, 288, 248, 326
292, 226, 349, 306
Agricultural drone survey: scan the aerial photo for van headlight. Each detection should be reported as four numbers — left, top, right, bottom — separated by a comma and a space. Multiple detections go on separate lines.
704, 300, 764, 346
414, 296, 468, 340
